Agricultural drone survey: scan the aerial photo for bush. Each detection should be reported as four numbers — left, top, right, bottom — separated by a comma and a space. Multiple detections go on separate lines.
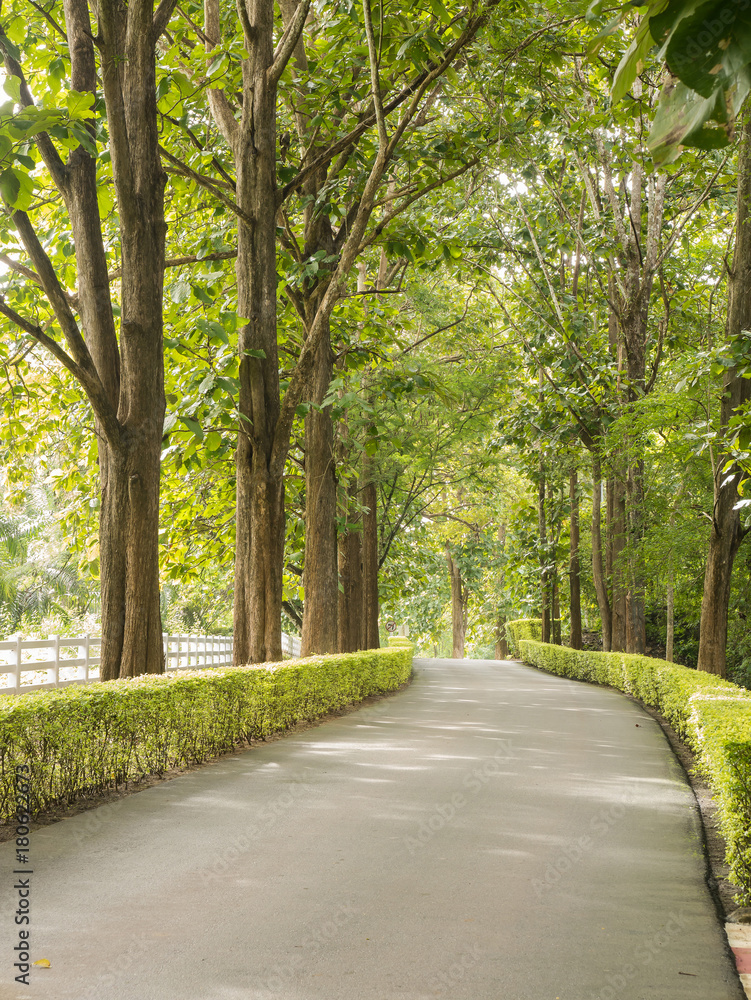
505, 618, 542, 658
519, 639, 751, 903
0, 646, 413, 822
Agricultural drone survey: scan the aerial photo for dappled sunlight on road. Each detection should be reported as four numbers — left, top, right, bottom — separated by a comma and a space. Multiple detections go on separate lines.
1, 656, 739, 1000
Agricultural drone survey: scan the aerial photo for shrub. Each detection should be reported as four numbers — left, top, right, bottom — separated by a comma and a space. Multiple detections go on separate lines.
0, 646, 413, 822
519, 639, 751, 903
505, 618, 542, 658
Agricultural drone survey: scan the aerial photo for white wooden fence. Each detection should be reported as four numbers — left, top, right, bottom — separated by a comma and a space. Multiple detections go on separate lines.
0, 631, 302, 696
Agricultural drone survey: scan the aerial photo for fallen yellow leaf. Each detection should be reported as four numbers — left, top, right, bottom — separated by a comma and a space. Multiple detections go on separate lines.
32, 959, 51, 968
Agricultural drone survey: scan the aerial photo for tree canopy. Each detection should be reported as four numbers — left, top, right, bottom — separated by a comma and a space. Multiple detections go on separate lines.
2, 0, 751, 682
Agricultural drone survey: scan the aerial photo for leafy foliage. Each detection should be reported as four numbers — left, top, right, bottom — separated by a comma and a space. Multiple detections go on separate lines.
591, 0, 751, 162
0, 646, 413, 821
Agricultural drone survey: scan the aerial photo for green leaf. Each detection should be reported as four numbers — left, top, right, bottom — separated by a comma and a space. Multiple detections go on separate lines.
612, 16, 658, 103
0, 167, 30, 209
179, 416, 204, 441
3, 76, 22, 103
170, 280, 190, 304
648, 77, 725, 164
429, 0, 451, 24
64, 90, 96, 119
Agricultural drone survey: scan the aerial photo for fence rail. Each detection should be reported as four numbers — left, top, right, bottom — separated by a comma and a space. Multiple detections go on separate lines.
0, 630, 302, 696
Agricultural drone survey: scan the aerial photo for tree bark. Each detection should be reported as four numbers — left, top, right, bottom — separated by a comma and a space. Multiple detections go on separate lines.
301, 332, 338, 654
608, 470, 628, 652
698, 121, 751, 676
0, 0, 171, 679
592, 457, 612, 652
446, 546, 468, 659
552, 571, 561, 645
362, 455, 380, 649
495, 615, 509, 659
338, 477, 363, 653
569, 470, 582, 649
666, 578, 675, 663
625, 457, 647, 655
538, 466, 551, 643
204, 0, 292, 664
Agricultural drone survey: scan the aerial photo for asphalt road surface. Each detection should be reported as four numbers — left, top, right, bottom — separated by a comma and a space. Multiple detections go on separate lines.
0, 657, 744, 1000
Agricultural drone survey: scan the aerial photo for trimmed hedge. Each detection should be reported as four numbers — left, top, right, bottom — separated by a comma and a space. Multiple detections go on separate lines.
0, 646, 413, 823
519, 639, 751, 903
505, 618, 543, 658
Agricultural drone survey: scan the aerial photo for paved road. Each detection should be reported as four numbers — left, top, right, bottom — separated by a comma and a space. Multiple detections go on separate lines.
0, 658, 744, 1000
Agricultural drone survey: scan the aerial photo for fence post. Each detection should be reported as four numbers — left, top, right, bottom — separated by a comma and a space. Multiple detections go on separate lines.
13, 636, 21, 695
53, 634, 60, 688
83, 634, 90, 682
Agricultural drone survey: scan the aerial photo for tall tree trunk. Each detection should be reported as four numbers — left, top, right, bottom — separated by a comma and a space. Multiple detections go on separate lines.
362, 453, 380, 649
625, 457, 647, 655
338, 477, 363, 653
301, 332, 338, 654
446, 546, 468, 659
592, 457, 612, 651
104, 2, 168, 678
666, 578, 675, 663
552, 571, 561, 645
233, 98, 285, 665
205, 0, 296, 664
569, 470, 582, 649
1, 0, 171, 679
698, 119, 751, 676
609, 468, 628, 652
495, 524, 508, 658
538, 468, 550, 643
495, 615, 508, 659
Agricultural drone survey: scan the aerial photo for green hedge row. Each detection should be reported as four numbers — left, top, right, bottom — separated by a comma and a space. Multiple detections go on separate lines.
519, 639, 751, 903
0, 646, 413, 823
505, 618, 543, 658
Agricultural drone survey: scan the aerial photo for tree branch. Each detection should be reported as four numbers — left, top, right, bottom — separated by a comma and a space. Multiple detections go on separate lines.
153, 0, 180, 40
269, 0, 311, 86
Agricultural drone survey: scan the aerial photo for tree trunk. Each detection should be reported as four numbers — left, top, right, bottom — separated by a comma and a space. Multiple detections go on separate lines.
446, 547, 468, 659
338, 478, 363, 654
58, 0, 169, 679
666, 578, 674, 663
206, 0, 286, 665
569, 470, 582, 649
538, 467, 550, 643
362, 454, 380, 649
301, 332, 338, 655
609, 468, 628, 652
698, 119, 751, 676
592, 457, 612, 651
495, 524, 508, 658
552, 571, 561, 645
495, 615, 509, 659
625, 456, 647, 655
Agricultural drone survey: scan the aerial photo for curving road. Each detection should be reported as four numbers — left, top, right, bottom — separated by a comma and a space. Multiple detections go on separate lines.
0, 657, 744, 1000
